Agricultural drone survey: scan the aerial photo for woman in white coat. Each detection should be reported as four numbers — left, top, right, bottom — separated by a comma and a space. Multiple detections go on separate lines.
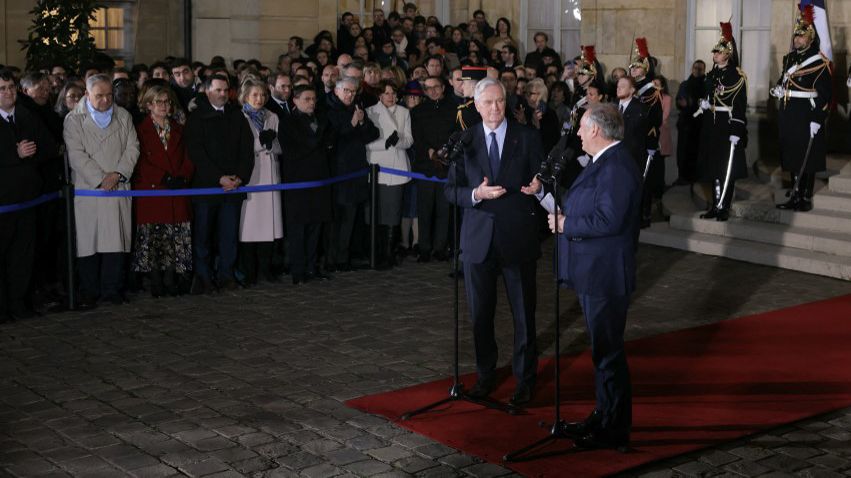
237, 77, 283, 285
366, 80, 414, 268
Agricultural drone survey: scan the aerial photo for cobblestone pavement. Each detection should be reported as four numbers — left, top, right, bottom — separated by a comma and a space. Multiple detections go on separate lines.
1, 243, 850, 478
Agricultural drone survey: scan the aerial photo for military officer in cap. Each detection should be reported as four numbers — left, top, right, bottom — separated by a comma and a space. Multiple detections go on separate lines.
629, 38, 663, 228
694, 22, 748, 222
557, 45, 603, 188
772, 4, 831, 212
455, 66, 487, 132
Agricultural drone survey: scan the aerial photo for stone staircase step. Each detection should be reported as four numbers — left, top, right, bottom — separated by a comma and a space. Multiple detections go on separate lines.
668, 213, 851, 256
828, 174, 851, 194
639, 223, 851, 280
732, 200, 851, 235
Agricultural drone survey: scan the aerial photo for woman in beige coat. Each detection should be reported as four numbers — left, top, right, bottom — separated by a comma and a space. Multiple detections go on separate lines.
237, 77, 283, 285
366, 80, 414, 268
64, 74, 139, 305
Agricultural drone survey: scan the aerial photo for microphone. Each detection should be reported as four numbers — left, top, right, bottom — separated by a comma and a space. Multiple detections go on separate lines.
537, 136, 570, 182
434, 130, 471, 165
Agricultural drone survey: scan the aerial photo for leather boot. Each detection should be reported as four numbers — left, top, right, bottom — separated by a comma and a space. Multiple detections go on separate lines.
797, 173, 814, 212
777, 173, 801, 210
700, 180, 721, 219
716, 179, 734, 222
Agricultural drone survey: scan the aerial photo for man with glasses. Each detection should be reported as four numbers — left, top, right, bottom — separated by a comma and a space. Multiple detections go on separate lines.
411, 76, 456, 262
326, 77, 380, 271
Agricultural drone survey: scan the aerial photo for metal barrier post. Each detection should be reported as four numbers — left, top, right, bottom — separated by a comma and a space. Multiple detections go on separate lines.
369, 163, 379, 269
62, 153, 76, 310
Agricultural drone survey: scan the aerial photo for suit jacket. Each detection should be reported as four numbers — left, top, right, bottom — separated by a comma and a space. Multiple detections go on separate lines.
558, 142, 641, 296
0, 104, 57, 205
185, 97, 255, 203
444, 121, 543, 265
620, 98, 648, 168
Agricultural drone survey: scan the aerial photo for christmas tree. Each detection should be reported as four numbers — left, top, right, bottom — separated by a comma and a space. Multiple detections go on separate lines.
21, 0, 102, 72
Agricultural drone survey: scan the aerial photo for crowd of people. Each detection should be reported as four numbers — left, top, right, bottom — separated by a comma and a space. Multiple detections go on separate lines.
0, 2, 830, 325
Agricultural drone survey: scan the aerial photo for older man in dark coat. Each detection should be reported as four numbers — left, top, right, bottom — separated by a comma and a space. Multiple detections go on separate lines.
325, 76, 380, 270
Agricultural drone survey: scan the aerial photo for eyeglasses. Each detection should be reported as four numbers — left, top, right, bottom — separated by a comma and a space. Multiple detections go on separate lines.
423, 84, 442, 90
153, 99, 172, 106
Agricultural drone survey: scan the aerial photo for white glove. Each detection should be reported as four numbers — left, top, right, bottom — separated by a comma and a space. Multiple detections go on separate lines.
770, 85, 784, 99
810, 122, 821, 138
729, 135, 740, 145
577, 154, 591, 167
647, 149, 657, 157
846, 77, 851, 88
699, 99, 711, 111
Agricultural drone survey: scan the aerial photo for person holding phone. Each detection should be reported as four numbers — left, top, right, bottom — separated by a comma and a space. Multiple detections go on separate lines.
523, 78, 560, 153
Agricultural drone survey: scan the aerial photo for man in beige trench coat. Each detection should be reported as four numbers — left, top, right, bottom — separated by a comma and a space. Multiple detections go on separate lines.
64, 74, 139, 306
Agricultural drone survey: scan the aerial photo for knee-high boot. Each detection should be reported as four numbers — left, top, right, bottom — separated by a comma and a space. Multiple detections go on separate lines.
777, 173, 802, 210
700, 180, 721, 219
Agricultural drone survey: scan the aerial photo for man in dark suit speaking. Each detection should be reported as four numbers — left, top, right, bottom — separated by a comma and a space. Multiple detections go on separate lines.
549, 102, 641, 450
445, 77, 544, 408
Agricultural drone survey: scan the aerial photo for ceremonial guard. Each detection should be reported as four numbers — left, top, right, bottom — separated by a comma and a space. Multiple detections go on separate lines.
772, 4, 832, 212
695, 22, 747, 221
628, 38, 663, 227
559, 46, 602, 188
455, 66, 486, 132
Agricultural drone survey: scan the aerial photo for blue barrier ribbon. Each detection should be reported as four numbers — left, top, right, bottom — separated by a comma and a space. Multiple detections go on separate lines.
377, 166, 447, 184
0, 166, 449, 214
0, 191, 62, 215
74, 168, 370, 198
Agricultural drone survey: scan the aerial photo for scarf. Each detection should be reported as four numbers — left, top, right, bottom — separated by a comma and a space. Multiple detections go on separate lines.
242, 103, 266, 132
86, 99, 113, 129
152, 118, 171, 150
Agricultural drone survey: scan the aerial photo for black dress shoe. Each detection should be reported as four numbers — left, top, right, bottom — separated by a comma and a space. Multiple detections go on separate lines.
292, 274, 308, 285
9, 302, 36, 320
776, 196, 801, 210
508, 383, 533, 408
432, 250, 449, 262
308, 271, 331, 281
190, 277, 212, 295
559, 409, 602, 437
102, 293, 128, 305
417, 252, 432, 263
797, 198, 813, 212
74, 296, 98, 311
467, 376, 496, 399
715, 209, 730, 221
574, 429, 630, 452
335, 262, 353, 272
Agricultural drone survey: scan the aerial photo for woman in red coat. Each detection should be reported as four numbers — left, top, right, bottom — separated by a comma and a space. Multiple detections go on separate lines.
132, 85, 194, 296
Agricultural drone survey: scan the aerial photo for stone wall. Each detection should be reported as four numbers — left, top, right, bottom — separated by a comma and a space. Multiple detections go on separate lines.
579, 0, 686, 82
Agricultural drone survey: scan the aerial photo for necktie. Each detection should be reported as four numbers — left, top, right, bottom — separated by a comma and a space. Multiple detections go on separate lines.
7, 114, 14, 126
619, 104, 624, 114
488, 132, 500, 178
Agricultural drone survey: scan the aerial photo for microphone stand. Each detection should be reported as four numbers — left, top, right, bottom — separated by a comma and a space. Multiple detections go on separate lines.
401, 135, 514, 420
504, 154, 574, 462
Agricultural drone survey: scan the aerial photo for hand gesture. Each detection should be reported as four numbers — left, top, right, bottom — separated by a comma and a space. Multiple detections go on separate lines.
351, 105, 364, 127
474, 176, 506, 201
521, 176, 542, 195
99, 172, 121, 191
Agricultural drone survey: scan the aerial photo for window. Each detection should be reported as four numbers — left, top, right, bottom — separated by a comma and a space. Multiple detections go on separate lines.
90, 7, 126, 50
523, 0, 581, 61
686, 0, 771, 109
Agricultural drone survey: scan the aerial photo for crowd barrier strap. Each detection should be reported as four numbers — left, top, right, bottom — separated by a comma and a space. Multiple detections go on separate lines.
0, 191, 62, 215
0, 166, 448, 214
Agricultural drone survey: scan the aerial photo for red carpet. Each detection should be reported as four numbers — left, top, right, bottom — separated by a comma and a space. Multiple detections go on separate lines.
346, 295, 851, 477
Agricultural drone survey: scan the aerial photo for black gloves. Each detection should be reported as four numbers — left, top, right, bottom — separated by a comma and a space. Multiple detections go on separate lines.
385, 130, 400, 149
259, 129, 277, 150
163, 175, 189, 189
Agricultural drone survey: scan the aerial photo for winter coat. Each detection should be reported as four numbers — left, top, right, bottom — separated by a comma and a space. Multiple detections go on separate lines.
239, 109, 284, 242
365, 102, 414, 186
64, 102, 139, 256
133, 116, 194, 225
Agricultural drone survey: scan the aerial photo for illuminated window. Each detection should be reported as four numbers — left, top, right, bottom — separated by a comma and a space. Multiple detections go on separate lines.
90, 7, 126, 50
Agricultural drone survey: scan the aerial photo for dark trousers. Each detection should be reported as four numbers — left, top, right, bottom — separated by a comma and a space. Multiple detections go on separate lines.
463, 246, 538, 387
417, 181, 449, 254
288, 222, 321, 277
34, 200, 64, 290
578, 293, 632, 434
239, 241, 274, 285
334, 202, 365, 265
0, 210, 36, 314
193, 200, 241, 283
77, 252, 125, 300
